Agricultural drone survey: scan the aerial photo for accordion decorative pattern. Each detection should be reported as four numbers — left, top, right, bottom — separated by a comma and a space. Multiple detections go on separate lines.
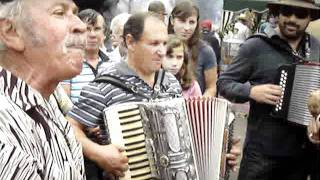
103, 97, 232, 180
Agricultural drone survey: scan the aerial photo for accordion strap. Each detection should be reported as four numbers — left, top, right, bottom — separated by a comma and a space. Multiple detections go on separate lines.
249, 33, 306, 62
94, 75, 152, 99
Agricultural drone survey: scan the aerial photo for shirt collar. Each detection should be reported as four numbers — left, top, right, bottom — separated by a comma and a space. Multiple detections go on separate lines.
100, 60, 139, 77
0, 67, 44, 111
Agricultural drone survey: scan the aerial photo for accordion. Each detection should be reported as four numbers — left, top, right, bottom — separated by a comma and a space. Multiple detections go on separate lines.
103, 97, 233, 180
272, 63, 320, 125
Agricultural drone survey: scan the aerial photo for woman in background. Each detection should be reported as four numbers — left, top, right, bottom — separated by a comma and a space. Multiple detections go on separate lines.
168, 1, 218, 97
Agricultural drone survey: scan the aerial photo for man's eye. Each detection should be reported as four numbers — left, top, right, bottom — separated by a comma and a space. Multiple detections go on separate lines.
53, 9, 65, 16
151, 42, 159, 46
167, 54, 174, 58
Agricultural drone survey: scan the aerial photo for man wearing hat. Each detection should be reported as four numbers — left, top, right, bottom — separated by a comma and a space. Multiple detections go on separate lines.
218, 0, 320, 179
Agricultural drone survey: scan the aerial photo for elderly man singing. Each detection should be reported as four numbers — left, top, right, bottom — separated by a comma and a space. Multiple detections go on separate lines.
0, 0, 87, 179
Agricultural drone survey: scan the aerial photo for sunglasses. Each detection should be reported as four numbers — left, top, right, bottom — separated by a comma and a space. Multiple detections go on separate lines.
279, 6, 310, 19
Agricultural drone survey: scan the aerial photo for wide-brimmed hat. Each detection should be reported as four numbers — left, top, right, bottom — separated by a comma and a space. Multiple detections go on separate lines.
268, 0, 320, 20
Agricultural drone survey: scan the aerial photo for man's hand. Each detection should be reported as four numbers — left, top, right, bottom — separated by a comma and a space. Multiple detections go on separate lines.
307, 115, 320, 144
226, 137, 241, 172
94, 144, 129, 177
249, 84, 282, 105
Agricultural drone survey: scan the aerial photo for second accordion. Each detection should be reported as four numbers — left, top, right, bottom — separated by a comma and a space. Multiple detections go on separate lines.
103, 97, 233, 180
272, 62, 320, 125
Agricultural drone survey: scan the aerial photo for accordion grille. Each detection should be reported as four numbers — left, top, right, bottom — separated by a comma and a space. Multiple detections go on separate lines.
288, 64, 320, 125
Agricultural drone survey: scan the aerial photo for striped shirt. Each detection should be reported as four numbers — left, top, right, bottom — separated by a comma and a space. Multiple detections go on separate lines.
63, 51, 109, 103
0, 67, 85, 179
68, 60, 182, 129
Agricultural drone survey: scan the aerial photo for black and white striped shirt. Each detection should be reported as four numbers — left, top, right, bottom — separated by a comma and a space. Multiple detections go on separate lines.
0, 67, 85, 179
69, 61, 182, 129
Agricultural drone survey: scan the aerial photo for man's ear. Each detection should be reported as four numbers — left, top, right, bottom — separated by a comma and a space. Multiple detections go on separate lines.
0, 19, 25, 51
125, 34, 136, 52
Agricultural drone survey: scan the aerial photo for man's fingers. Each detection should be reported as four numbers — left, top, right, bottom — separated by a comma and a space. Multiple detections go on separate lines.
113, 144, 126, 152
226, 153, 237, 160
232, 137, 241, 145
267, 94, 281, 102
121, 164, 129, 172
113, 170, 125, 177
264, 98, 277, 105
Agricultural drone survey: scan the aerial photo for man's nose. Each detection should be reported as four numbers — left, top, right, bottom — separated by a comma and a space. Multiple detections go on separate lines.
70, 15, 86, 34
157, 44, 166, 57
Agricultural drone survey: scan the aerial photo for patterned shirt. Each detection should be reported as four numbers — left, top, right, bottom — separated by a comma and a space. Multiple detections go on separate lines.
68, 60, 182, 129
62, 51, 109, 103
0, 67, 85, 179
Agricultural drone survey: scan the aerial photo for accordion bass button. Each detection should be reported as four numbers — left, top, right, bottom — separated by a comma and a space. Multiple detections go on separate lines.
160, 155, 170, 167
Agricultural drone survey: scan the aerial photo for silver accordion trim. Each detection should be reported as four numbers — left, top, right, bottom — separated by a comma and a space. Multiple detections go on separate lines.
273, 63, 320, 125
103, 97, 233, 180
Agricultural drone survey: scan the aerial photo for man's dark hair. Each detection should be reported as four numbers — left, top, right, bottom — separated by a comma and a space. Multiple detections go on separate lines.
78, 8, 107, 34
123, 12, 158, 47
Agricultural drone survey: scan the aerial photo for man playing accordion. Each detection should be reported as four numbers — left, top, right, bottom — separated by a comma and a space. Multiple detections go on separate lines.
218, 0, 320, 180
67, 12, 240, 179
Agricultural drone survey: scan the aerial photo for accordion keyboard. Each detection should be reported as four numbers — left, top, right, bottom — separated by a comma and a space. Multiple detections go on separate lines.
110, 105, 156, 180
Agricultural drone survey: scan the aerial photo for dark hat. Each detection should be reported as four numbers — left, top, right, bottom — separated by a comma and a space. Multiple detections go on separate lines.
268, 0, 320, 20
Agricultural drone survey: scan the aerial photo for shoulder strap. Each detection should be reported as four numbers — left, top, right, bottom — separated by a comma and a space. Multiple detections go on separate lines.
249, 34, 303, 62
94, 75, 151, 99
152, 69, 166, 97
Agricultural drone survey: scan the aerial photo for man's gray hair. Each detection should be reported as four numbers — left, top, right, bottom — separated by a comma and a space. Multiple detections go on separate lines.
0, 0, 23, 20
0, 0, 24, 51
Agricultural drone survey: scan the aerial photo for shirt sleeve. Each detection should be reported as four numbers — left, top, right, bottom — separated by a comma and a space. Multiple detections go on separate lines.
199, 43, 217, 71
68, 82, 107, 127
0, 143, 41, 180
217, 39, 255, 103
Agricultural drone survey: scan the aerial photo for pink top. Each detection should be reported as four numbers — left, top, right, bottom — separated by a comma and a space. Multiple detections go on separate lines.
182, 80, 202, 99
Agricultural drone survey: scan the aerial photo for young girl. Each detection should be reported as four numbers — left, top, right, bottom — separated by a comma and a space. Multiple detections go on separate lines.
168, 1, 218, 97
162, 35, 202, 98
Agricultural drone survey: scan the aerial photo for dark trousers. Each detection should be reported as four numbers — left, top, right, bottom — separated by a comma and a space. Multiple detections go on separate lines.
238, 145, 311, 180
308, 144, 320, 180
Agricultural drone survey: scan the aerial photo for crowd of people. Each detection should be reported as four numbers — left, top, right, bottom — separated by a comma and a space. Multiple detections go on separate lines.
0, 0, 319, 179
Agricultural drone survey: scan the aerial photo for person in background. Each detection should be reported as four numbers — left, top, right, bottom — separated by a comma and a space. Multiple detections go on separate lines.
0, 0, 87, 178
233, 13, 251, 42
148, 0, 167, 22
218, 0, 320, 179
307, 89, 320, 144
200, 19, 222, 73
162, 34, 202, 98
62, 9, 109, 104
107, 13, 131, 62
168, 1, 218, 97
259, 14, 279, 34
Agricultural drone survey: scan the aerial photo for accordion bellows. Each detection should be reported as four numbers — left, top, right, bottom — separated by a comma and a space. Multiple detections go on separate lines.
273, 63, 320, 125
103, 97, 233, 180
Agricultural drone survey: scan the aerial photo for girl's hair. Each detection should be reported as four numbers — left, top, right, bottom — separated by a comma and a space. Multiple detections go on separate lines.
168, 1, 200, 62
166, 35, 194, 90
